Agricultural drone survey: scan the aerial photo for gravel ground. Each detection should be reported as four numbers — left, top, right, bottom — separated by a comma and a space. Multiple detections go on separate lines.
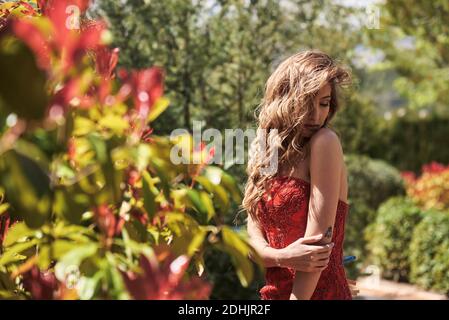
355, 276, 448, 300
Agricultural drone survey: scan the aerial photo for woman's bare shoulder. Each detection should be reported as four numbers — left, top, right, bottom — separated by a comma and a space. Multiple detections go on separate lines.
310, 128, 342, 151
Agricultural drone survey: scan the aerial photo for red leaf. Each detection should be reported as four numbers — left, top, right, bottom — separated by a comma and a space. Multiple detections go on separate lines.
50, 77, 81, 111
122, 254, 160, 300
131, 67, 164, 115
67, 137, 76, 162
22, 266, 59, 300
12, 19, 51, 70
122, 249, 211, 300
94, 204, 117, 239
0, 213, 11, 246
95, 46, 119, 79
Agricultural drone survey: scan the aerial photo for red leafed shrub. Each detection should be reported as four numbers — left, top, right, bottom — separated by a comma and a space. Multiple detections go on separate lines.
122, 246, 211, 300
0, 0, 253, 300
401, 161, 449, 210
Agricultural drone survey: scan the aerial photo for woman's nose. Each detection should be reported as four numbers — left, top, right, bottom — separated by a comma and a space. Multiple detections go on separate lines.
309, 108, 319, 123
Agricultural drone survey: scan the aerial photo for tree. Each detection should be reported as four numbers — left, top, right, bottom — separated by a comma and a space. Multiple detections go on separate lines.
95, 0, 364, 133
365, 0, 449, 115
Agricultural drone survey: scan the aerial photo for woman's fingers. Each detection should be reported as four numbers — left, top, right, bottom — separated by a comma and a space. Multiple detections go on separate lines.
312, 258, 330, 269
308, 243, 334, 254
313, 252, 330, 260
299, 234, 324, 244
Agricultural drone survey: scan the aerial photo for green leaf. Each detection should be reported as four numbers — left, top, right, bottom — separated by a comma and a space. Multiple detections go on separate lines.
0, 239, 38, 266
53, 189, 80, 225
199, 191, 215, 222
73, 117, 96, 136
52, 223, 94, 241
186, 189, 208, 223
123, 220, 148, 243
165, 212, 206, 256
142, 171, 158, 220
187, 227, 207, 257
52, 240, 83, 260
53, 188, 90, 225
105, 252, 129, 300
87, 134, 107, 164
98, 114, 129, 135
136, 144, 151, 171
149, 158, 171, 200
148, 97, 170, 122
194, 176, 214, 193
212, 184, 230, 213
0, 270, 17, 292
77, 271, 103, 300
55, 243, 98, 283
37, 245, 51, 270
219, 226, 254, 287
0, 203, 10, 216
3, 222, 35, 247
0, 150, 52, 229
220, 171, 242, 203
14, 139, 49, 172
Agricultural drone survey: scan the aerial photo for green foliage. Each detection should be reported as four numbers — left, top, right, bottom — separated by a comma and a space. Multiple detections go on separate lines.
345, 154, 406, 209
365, 0, 449, 115
94, 0, 362, 132
333, 93, 384, 157
365, 197, 423, 282
374, 114, 449, 173
343, 154, 406, 277
204, 247, 264, 300
0, 3, 258, 300
0, 36, 48, 120
0, 149, 52, 228
410, 211, 449, 295
343, 198, 376, 279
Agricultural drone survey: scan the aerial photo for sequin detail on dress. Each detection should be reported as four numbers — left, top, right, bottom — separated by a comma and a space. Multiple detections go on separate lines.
257, 176, 352, 300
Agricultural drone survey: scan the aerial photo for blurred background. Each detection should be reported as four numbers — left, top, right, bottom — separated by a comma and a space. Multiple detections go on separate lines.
0, 0, 448, 300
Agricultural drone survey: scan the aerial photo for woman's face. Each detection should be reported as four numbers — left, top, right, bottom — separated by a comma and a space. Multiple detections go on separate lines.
302, 83, 331, 137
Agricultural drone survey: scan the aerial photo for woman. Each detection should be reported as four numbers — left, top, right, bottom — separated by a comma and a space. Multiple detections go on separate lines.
243, 50, 354, 300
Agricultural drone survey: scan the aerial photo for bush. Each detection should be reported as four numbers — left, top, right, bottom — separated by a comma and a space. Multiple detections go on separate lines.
345, 154, 406, 210
205, 248, 264, 300
402, 162, 449, 211
365, 197, 423, 282
333, 93, 384, 157
0, 2, 257, 300
376, 114, 449, 173
343, 199, 376, 279
343, 154, 406, 277
410, 211, 449, 295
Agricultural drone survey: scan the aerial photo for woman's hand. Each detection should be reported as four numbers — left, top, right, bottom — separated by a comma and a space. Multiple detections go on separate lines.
279, 234, 334, 272
347, 279, 359, 298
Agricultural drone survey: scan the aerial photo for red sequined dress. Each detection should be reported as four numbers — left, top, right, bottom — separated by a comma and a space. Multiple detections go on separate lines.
257, 176, 352, 300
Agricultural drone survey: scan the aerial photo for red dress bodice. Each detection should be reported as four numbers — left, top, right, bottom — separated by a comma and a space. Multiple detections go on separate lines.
257, 176, 352, 300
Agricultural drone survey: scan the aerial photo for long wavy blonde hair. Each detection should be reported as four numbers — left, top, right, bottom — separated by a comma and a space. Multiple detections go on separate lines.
242, 50, 351, 222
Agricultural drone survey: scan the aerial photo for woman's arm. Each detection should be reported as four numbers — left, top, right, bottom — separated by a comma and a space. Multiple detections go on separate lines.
247, 213, 334, 271
247, 213, 281, 268
290, 128, 344, 300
